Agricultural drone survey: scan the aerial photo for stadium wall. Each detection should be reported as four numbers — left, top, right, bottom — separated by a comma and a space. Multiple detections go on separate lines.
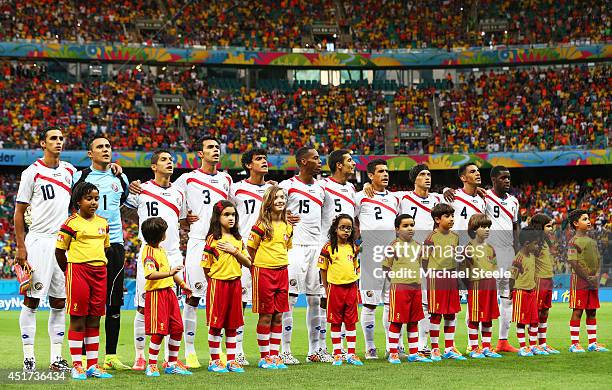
0, 42, 610, 68
0, 149, 610, 171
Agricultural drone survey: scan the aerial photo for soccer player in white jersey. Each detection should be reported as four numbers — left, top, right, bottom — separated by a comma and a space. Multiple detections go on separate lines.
173, 136, 232, 368
444, 163, 487, 244
318, 149, 357, 358
355, 159, 399, 359
15, 127, 75, 372
123, 150, 187, 370
398, 164, 442, 354
278, 147, 325, 364
485, 165, 520, 353
229, 148, 271, 366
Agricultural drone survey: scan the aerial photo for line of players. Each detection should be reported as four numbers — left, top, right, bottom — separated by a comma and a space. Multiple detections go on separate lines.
15, 128, 605, 376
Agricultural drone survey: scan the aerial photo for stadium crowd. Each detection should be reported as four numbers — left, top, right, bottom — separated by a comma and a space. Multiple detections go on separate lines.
1, 0, 609, 49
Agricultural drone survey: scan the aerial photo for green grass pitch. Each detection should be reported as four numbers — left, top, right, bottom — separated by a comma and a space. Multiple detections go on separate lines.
0, 303, 610, 389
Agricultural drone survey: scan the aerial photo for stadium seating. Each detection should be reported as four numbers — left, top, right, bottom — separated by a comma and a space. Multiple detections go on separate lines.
1, 1, 609, 48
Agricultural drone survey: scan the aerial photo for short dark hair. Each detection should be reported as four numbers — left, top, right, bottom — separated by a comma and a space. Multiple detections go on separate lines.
87, 135, 110, 151
296, 147, 314, 167
490, 165, 509, 179
458, 163, 477, 177
198, 135, 219, 146
431, 203, 454, 226
328, 149, 351, 174
71, 181, 99, 210
366, 159, 387, 174
567, 209, 588, 230
141, 217, 168, 246
241, 148, 267, 171
151, 149, 173, 165
530, 213, 552, 230
409, 164, 429, 183
38, 127, 62, 143
468, 213, 492, 239
395, 214, 414, 229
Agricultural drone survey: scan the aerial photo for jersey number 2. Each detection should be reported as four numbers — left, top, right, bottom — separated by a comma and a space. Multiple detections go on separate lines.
374, 206, 382, 220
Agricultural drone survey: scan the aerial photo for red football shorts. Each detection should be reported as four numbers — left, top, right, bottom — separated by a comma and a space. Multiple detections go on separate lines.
427, 273, 461, 314
252, 266, 289, 314
512, 289, 538, 325
389, 283, 424, 324
467, 278, 500, 322
536, 277, 553, 310
326, 282, 359, 325
207, 278, 244, 329
145, 287, 183, 335
65, 262, 107, 317
569, 275, 600, 310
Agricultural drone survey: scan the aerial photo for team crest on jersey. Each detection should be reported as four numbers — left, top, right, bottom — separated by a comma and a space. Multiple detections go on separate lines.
98, 227, 105, 235
57, 235, 64, 242
112, 183, 119, 192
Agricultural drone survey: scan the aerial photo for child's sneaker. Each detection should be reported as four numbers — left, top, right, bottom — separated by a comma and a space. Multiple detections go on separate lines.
71, 365, 87, 380
442, 347, 467, 361
332, 354, 343, 366
406, 353, 433, 363
165, 363, 193, 375
468, 348, 485, 359
257, 357, 277, 369
364, 348, 378, 360
235, 353, 250, 366
397, 346, 409, 360
86, 364, 113, 378
569, 344, 586, 353
272, 356, 287, 369
387, 353, 401, 364
226, 360, 245, 373
543, 345, 560, 354
482, 347, 502, 358
208, 359, 229, 373
518, 347, 534, 357
145, 364, 160, 377
587, 343, 609, 352
430, 348, 442, 362
531, 346, 549, 356
346, 354, 364, 366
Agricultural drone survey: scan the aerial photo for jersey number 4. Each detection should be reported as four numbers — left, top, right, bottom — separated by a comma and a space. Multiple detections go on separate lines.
460, 207, 468, 219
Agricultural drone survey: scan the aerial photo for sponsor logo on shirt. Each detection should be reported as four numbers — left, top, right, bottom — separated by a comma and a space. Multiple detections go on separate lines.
112, 183, 119, 192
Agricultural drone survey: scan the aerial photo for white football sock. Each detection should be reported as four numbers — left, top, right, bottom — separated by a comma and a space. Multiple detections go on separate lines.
20, 304, 37, 360
183, 304, 197, 356
236, 325, 245, 354
48, 307, 65, 362
134, 311, 146, 358
360, 306, 376, 351
318, 308, 328, 351
281, 295, 298, 353
306, 295, 320, 355
499, 297, 512, 340
383, 304, 390, 351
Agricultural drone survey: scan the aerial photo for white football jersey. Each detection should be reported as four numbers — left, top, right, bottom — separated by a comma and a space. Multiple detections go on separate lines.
398, 190, 442, 243
485, 189, 519, 248
279, 176, 324, 245
355, 190, 399, 231
174, 169, 233, 240
446, 188, 487, 232
230, 179, 271, 242
124, 180, 187, 253
16, 159, 75, 235
320, 177, 357, 241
